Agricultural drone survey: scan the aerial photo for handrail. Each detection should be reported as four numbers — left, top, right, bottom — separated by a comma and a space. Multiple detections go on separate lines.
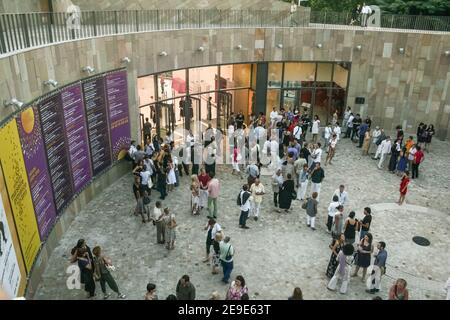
0, 9, 448, 56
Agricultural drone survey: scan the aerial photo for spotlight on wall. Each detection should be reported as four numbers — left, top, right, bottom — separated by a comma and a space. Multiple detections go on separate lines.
43, 79, 58, 87
317, 43, 323, 49
197, 46, 205, 52
121, 57, 131, 64
236, 44, 243, 50
398, 47, 405, 54
159, 51, 168, 57
82, 66, 95, 74
276, 44, 283, 49
445, 50, 450, 57
3, 98, 24, 110
355, 45, 362, 51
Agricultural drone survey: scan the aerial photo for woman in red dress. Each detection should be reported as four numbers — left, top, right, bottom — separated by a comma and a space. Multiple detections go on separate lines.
397, 170, 410, 205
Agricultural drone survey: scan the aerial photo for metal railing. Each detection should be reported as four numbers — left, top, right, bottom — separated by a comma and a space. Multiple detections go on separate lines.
310, 10, 450, 32
0, 9, 449, 56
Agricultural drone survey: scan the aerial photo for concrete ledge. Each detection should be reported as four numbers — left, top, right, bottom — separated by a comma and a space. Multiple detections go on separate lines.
24, 160, 130, 299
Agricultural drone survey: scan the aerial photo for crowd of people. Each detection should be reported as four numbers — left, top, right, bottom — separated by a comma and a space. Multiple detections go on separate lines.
66, 104, 439, 300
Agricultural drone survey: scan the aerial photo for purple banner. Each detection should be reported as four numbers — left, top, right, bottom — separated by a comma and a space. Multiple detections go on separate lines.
16, 105, 57, 240
38, 92, 74, 213
82, 76, 112, 176
61, 83, 92, 194
106, 70, 131, 161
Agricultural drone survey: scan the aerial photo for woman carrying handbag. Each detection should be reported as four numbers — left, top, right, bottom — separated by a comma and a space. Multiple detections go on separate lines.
92, 246, 126, 299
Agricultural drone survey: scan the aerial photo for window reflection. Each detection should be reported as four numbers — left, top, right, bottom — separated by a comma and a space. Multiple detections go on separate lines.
268, 63, 282, 88
283, 63, 316, 88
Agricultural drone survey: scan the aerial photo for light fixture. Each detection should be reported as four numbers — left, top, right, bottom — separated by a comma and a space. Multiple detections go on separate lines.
317, 43, 323, 49
82, 66, 95, 74
4, 98, 24, 110
445, 50, 450, 57
399, 48, 405, 54
159, 51, 168, 57
355, 45, 362, 51
197, 46, 205, 52
236, 44, 243, 50
276, 44, 283, 49
43, 79, 58, 87
121, 57, 131, 64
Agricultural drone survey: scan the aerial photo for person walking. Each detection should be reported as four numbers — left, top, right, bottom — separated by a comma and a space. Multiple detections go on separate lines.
250, 178, 265, 221
310, 162, 325, 201
343, 211, 357, 245
176, 275, 196, 300
297, 164, 309, 201
279, 174, 295, 213
352, 233, 374, 282
163, 208, 177, 250
411, 146, 424, 179
92, 246, 126, 299
152, 201, 165, 244
220, 236, 234, 284
397, 170, 410, 205
305, 192, 319, 230
207, 172, 220, 219
327, 244, 355, 294
238, 185, 252, 229
226, 275, 248, 300
326, 234, 345, 278
203, 218, 222, 262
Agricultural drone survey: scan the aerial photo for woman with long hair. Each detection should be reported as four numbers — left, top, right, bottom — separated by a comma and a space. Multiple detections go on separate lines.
352, 233, 374, 282
190, 175, 200, 215
388, 279, 409, 300
226, 275, 248, 300
92, 246, 126, 299
397, 170, 410, 206
311, 115, 320, 143
326, 234, 346, 278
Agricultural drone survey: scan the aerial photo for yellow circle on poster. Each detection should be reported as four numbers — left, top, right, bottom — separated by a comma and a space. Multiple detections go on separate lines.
21, 108, 35, 134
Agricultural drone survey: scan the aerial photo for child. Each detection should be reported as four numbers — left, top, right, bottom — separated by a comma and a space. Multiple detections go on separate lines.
396, 150, 407, 176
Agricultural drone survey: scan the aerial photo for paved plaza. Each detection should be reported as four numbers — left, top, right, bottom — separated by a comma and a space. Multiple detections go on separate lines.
34, 137, 450, 300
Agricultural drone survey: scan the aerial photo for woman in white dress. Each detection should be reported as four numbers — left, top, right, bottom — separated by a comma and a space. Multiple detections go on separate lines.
190, 175, 200, 215
311, 115, 320, 143
166, 160, 177, 192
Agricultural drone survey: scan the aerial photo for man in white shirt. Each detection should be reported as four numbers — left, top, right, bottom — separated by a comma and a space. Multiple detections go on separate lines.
327, 195, 340, 233
269, 137, 280, 170
186, 130, 195, 148
270, 108, 279, 128
309, 143, 323, 171
333, 185, 349, 206
238, 185, 252, 229
370, 126, 381, 155
344, 113, 354, 138
204, 218, 222, 262
378, 136, 392, 169
293, 123, 302, 144
333, 124, 341, 141
128, 140, 137, 161
152, 201, 165, 244
361, 3, 372, 27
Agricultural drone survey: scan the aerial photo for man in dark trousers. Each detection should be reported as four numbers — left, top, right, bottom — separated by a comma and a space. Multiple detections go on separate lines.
176, 275, 196, 300
238, 184, 252, 229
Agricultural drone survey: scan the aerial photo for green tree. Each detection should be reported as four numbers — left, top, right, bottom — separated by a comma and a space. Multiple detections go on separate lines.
373, 0, 450, 16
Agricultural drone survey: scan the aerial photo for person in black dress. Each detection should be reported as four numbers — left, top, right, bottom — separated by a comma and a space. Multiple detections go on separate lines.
326, 234, 345, 278
424, 124, 435, 152
388, 139, 401, 173
352, 232, 373, 282
77, 247, 96, 298
279, 174, 295, 213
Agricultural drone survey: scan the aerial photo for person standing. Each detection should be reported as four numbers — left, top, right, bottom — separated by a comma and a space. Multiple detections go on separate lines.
203, 218, 222, 262
293, 122, 302, 144
279, 174, 295, 213
324, 123, 333, 149
352, 233, 374, 282
143, 118, 152, 144
359, 207, 372, 240
250, 178, 265, 221
331, 206, 345, 240
370, 126, 381, 155
424, 124, 435, 152
412, 146, 424, 179
310, 162, 325, 201
377, 136, 391, 169
325, 134, 337, 165
144, 283, 158, 300
211, 232, 223, 275
198, 168, 211, 213
271, 169, 283, 208
351, 114, 361, 142
333, 185, 349, 207
238, 185, 252, 229
361, 3, 372, 27
309, 143, 323, 171
357, 120, 369, 148
362, 129, 371, 155
305, 192, 319, 230
311, 115, 320, 143
342, 107, 351, 133
297, 164, 309, 201
397, 170, 410, 205
190, 175, 200, 215
77, 247, 96, 298
367, 241, 388, 294
407, 143, 417, 172
163, 208, 177, 250
388, 139, 402, 173
396, 151, 408, 176
388, 279, 409, 300
92, 246, 126, 299
327, 195, 340, 233
326, 234, 345, 278
373, 129, 386, 160
152, 201, 165, 244
207, 173, 220, 219
220, 236, 234, 284
226, 275, 248, 300
350, 4, 361, 25
327, 244, 355, 294
176, 275, 196, 300
343, 211, 357, 245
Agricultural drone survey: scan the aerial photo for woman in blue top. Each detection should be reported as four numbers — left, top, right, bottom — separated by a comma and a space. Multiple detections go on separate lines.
396, 150, 408, 176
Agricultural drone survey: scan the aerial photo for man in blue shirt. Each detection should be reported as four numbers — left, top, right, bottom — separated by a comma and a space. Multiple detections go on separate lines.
357, 119, 369, 148
367, 241, 388, 294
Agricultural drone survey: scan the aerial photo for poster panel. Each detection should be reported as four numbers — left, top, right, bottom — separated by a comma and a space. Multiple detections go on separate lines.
38, 92, 74, 213
106, 70, 131, 160
82, 76, 112, 176
16, 106, 57, 240
0, 121, 41, 272
61, 83, 92, 193
0, 163, 27, 298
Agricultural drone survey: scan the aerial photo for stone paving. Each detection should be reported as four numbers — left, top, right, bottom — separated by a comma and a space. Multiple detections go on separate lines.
34, 137, 450, 300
